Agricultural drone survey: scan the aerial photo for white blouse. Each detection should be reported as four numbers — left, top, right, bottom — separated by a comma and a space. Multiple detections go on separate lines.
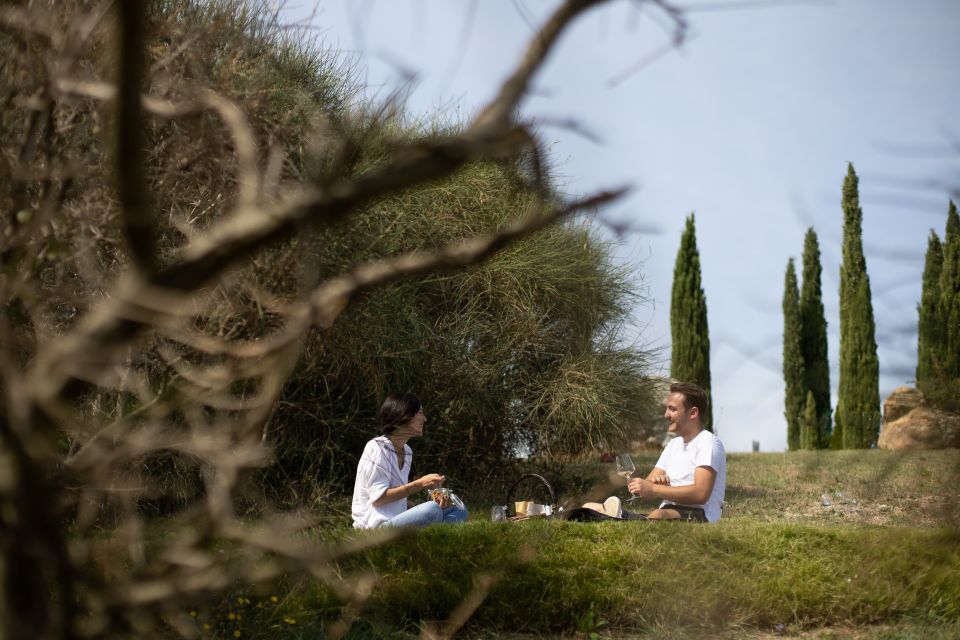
351, 436, 412, 528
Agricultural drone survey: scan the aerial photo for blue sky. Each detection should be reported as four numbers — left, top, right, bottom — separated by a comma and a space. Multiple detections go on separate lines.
289, 0, 960, 451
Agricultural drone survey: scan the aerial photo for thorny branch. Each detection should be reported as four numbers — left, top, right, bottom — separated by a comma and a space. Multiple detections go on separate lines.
0, 0, 665, 637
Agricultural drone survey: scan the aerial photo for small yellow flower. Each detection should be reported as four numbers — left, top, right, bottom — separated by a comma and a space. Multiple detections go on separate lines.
237, 596, 244, 605
227, 612, 236, 620
233, 630, 241, 638
284, 617, 297, 625
270, 595, 278, 603
202, 624, 210, 631
189, 611, 197, 618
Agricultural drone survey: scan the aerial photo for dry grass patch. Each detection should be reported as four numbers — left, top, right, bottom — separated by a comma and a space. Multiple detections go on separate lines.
722, 450, 960, 527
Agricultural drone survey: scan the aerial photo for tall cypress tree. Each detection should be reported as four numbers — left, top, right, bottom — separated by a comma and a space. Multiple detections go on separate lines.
831, 409, 844, 449
837, 163, 880, 448
799, 228, 831, 448
671, 213, 713, 430
801, 390, 819, 450
938, 200, 960, 381
916, 230, 942, 389
782, 258, 804, 450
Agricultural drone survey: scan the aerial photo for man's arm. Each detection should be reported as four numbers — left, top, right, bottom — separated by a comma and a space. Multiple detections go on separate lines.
629, 466, 717, 505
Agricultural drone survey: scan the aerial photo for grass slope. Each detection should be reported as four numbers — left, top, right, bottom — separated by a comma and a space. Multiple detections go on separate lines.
185, 450, 960, 639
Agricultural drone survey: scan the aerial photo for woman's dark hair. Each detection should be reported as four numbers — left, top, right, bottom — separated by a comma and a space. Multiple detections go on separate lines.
379, 393, 422, 435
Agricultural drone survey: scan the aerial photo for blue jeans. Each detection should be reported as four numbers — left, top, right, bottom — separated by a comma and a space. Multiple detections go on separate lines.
383, 500, 468, 528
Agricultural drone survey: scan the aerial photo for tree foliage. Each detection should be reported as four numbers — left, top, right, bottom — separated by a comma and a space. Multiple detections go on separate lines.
801, 390, 819, 451
938, 201, 960, 379
782, 258, 804, 450
799, 228, 832, 448
916, 230, 943, 387
836, 163, 880, 449
670, 213, 713, 430
919, 200, 960, 411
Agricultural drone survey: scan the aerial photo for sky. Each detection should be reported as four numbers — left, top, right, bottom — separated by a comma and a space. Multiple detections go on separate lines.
285, 0, 960, 452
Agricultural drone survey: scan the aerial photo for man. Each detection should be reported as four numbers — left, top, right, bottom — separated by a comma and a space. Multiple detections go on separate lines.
577, 381, 726, 523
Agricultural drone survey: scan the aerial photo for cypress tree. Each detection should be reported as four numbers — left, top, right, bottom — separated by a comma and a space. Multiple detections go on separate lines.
801, 390, 819, 450
782, 258, 804, 450
916, 230, 942, 389
938, 200, 960, 380
831, 411, 844, 449
799, 228, 832, 448
671, 213, 713, 430
836, 163, 880, 448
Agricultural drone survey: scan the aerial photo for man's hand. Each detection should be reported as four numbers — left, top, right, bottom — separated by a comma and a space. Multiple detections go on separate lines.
628, 473, 669, 499
628, 477, 653, 499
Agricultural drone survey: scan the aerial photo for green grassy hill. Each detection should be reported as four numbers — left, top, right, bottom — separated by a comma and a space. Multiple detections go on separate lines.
185, 449, 960, 639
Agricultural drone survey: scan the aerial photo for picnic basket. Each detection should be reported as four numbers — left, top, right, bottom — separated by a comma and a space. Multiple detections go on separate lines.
505, 473, 557, 519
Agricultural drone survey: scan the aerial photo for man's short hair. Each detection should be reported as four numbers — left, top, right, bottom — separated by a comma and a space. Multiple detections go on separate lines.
670, 381, 708, 417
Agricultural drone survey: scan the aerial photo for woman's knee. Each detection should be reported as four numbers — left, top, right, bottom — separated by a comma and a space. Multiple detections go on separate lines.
424, 500, 446, 521
444, 504, 468, 523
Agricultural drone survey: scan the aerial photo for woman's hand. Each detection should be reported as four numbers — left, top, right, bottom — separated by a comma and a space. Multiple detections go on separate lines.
650, 474, 670, 485
416, 473, 445, 491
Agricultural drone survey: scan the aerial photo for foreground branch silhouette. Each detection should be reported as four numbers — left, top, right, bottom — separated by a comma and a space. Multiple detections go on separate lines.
0, 0, 688, 637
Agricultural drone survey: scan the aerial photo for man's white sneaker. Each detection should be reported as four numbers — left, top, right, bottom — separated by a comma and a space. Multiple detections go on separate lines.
602, 496, 622, 518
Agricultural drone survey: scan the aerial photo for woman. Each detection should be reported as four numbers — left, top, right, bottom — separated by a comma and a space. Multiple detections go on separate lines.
351, 393, 469, 528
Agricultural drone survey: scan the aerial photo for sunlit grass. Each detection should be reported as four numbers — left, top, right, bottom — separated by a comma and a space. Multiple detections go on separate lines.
186, 450, 960, 638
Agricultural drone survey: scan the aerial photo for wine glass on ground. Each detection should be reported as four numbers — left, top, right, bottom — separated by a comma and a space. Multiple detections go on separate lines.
615, 453, 639, 502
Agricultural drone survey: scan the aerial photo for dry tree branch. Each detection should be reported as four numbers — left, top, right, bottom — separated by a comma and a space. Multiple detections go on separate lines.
115, 0, 156, 273
1, 0, 649, 637
420, 571, 505, 640
61, 188, 624, 485
474, 0, 607, 133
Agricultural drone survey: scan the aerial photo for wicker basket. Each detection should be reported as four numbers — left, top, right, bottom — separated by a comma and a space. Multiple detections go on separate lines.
505, 473, 557, 518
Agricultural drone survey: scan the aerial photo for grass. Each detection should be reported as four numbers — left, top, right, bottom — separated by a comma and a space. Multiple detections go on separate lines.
185, 449, 960, 639
723, 449, 960, 527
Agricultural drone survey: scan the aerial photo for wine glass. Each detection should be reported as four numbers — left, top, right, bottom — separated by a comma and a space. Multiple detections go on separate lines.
615, 453, 639, 502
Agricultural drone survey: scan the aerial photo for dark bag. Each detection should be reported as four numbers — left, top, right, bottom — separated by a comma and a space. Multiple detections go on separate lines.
562, 507, 620, 522
562, 507, 648, 522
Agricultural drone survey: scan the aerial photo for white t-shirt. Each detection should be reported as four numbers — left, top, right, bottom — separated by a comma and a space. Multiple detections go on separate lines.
352, 436, 412, 529
654, 428, 726, 522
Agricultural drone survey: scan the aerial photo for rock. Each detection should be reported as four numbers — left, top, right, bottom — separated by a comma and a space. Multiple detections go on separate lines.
882, 386, 926, 423
878, 406, 960, 450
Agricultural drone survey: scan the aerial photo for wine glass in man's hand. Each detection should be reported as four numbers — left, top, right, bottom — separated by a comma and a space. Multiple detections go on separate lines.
615, 454, 640, 502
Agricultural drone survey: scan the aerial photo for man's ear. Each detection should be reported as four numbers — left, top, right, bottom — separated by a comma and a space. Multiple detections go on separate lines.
689, 406, 700, 420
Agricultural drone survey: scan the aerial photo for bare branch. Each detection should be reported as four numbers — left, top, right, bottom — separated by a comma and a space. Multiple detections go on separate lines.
115, 0, 157, 273
474, 0, 607, 132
